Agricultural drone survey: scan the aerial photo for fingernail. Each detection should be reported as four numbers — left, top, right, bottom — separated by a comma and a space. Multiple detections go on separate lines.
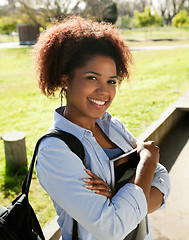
84, 184, 93, 189
83, 178, 91, 182
92, 190, 100, 193
84, 168, 91, 173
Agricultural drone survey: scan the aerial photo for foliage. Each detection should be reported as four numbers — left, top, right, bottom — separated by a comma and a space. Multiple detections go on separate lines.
118, 15, 133, 29
0, 5, 10, 18
0, 0, 118, 29
81, 0, 118, 24
172, 10, 189, 27
134, 6, 163, 27
121, 26, 189, 39
102, 1, 118, 24
0, 16, 17, 35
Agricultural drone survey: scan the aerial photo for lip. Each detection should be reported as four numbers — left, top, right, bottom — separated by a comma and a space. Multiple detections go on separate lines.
88, 97, 108, 107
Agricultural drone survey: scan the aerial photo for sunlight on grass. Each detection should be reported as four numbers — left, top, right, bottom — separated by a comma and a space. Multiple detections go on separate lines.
122, 26, 189, 39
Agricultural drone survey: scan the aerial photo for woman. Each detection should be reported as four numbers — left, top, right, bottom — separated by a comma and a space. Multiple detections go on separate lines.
34, 16, 170, 240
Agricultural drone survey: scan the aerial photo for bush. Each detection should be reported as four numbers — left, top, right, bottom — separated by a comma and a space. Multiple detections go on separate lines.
172, 10, 189, 27
102, 1, 118, 24
134, 6, 163, 27
0, 16, 17, 35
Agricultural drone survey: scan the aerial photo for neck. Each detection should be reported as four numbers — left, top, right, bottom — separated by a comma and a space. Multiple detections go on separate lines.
63, 106, 97, 133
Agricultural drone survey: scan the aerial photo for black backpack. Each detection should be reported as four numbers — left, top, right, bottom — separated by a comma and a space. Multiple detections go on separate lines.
0, 129, 84, 240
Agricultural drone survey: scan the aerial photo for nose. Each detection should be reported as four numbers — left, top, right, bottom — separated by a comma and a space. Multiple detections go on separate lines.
96, 82, 109, 96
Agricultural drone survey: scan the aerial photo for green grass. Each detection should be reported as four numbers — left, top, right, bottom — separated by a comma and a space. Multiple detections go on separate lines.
122, 26, 189, 39
0, 48, 59, 226
0, 34, 19, 43
0, 44, 189, 227
109, 47, 189, 135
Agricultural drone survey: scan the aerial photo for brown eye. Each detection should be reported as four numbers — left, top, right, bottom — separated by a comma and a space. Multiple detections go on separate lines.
108, 80, 117, 85
87, 76, 97, 80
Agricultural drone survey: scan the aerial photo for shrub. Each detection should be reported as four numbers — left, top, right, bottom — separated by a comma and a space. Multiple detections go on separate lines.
172, 10, 189, 27
0, 16, 17, 35
134, 6, 163, 27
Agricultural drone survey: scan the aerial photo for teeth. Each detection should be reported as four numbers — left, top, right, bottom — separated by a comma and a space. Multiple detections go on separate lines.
88, 98, 106, 106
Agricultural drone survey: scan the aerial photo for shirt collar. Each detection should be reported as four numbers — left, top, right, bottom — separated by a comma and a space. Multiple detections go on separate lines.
54, 107, 112, 141
53, 106, 89, 141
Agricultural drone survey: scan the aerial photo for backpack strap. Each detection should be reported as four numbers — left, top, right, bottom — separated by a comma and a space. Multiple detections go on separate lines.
22, 129, 85, 240
22, 129, 85, 195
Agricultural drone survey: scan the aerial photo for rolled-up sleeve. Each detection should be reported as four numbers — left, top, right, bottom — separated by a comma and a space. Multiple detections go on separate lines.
36, 137, 147, 240
151, 163, 170, 209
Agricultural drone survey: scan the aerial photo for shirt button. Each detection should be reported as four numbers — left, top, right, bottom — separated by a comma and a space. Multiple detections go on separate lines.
84, 130, 93, 137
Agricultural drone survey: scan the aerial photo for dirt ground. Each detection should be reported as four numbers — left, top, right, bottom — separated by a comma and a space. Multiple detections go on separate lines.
149, 114, 189, 240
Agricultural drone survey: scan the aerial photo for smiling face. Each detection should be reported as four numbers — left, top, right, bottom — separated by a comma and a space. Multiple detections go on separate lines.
63, 55, 117, 128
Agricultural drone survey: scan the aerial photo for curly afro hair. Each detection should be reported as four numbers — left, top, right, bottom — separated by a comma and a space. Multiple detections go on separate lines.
33, 16, 132, 96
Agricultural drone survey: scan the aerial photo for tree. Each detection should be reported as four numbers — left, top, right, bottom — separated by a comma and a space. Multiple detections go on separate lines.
0, 16, 17, 35
172, 9, 189, 26
134, 0, 152, 13
102, 1, 118, 24
8, 0, 82, 29
82, 0, 118, 24
116, 0, 135, 17
153, 0, 189, 25
134, 6, 163, 27
0, 0, 118, 29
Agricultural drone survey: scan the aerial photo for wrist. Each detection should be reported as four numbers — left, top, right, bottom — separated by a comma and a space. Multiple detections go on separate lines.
139, 149, 158, 169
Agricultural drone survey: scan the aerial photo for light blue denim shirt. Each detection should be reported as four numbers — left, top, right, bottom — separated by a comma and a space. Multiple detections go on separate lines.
36, 107, 170, 240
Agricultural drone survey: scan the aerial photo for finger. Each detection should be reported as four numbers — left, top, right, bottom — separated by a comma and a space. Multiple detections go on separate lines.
84, 182, 114, 199
85, 184, 111, 192
84, 169, 100, 179
92, 189, 114, 199
84, 178, 109, 188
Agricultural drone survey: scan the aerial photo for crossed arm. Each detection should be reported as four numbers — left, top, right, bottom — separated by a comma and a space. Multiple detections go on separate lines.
84, 141, 164, 214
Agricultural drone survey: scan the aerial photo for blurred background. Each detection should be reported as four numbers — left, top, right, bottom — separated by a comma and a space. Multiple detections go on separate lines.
0, 0, 189, 41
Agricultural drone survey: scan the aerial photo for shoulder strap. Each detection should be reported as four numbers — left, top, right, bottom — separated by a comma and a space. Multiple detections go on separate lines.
22, 129, 84, 240
22, 129, 85, 195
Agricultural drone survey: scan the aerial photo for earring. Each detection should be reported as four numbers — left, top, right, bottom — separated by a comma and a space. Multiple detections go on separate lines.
59, 88, 64, 107
64, 86, 68, 90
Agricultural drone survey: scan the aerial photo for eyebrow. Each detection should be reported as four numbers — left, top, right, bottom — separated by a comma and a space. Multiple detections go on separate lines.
84, 71, 117, 78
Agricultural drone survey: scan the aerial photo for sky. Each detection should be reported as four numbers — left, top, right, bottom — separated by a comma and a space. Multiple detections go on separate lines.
0, 0, 7, 5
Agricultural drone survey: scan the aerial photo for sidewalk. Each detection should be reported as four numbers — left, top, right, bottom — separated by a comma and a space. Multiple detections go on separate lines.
1, 41, 189, 51
130, 43, 189, 51
0, 42, 32, 48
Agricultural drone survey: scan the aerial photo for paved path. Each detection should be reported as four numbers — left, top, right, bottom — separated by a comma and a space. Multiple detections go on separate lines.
0, 42, 30, 48
130, 44, 189, 51
1, 42, 189, 51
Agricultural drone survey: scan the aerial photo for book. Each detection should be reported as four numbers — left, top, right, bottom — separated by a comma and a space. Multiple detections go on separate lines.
110, 149, 140, 192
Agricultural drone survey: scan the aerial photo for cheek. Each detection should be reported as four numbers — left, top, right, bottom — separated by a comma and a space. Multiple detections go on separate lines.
68, 81, 91, 100
110, 87, 116, 101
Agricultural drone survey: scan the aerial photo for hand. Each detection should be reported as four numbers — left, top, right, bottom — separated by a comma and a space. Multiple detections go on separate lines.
84, 169, 114, 199
137, 141, 160, 168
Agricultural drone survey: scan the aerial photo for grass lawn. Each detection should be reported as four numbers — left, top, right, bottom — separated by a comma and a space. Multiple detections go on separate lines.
121, 26, 189, 40
0, 44, 189, 226
0, 34, 19, 43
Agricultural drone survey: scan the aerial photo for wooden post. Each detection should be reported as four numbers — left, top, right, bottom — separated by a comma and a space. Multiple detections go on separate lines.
2, 131, 27, 172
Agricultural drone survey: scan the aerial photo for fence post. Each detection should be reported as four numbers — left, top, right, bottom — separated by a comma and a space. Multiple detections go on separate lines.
2, 131, 27, 172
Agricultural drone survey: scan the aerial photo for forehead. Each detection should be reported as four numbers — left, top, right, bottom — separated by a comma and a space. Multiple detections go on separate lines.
78, 55, 117, 74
